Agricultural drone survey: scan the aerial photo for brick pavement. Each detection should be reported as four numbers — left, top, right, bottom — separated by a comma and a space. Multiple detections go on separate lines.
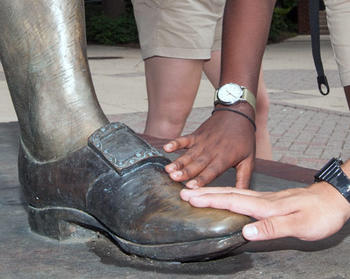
268, 102, 350, 169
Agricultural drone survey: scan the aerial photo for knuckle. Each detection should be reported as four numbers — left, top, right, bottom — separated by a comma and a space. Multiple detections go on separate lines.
261, 201, 278, 217
188, 150, 199, 161
175, 138, 184, 146
186, 134, 196, 147
207, 156, 226, 173
195, 175, 207, 186
196, 169, 219, 186
182, 167, 194, 179
199, 148, 216, 163
180, 152, 196, 165
175, 160, 184, 170
260, 219, 276, 238
197, 154, 210, 165
196, 160, 209, 172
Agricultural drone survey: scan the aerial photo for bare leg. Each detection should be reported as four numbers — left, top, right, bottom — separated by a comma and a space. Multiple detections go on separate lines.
204, 51, 272, 160
144, 57, 204, 139
203, 50, 221, 88
0, 0, 108, 161
255, 70, 272, 160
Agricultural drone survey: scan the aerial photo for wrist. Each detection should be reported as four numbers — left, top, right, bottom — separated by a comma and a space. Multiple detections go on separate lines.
314, 158, 350, 203
309, 181, 350, 220
212, 102, 256, 131
214, 83, 256, 113
215, 102, 255, 119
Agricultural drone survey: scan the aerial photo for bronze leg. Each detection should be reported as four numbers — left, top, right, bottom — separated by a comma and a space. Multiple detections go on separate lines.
0, 0, 108, 161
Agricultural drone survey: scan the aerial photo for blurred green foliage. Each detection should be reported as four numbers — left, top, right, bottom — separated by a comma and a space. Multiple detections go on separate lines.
85, 0, 138, 45
269, 0, 298, 42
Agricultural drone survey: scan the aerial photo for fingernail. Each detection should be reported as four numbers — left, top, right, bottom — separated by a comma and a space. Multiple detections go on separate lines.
186, 180, 199, 189
172, 171, 183, 178
243, 225, 258, 239
180, 189, 190, 201
167, 163, 177, 172
164, 143, 173, 150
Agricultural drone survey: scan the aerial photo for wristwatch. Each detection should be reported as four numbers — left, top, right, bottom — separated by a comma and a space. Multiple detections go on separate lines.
214, 83, 256, 112
314, 157, 350, 202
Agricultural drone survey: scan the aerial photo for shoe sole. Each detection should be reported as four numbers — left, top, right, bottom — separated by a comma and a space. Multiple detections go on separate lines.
27, 205, 246, 262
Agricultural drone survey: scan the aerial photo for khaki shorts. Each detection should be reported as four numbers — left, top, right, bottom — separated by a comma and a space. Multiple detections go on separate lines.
131, 0, 225, 60
325, 0, 350, 86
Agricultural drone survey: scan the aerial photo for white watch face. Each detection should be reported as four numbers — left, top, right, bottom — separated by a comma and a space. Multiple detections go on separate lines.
217, 83, 243, 104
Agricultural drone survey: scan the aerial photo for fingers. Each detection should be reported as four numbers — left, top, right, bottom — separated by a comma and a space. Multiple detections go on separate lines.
182, 189, 296, 220
163, 135, 194, 153
180, 187, 262, 202
165, 146, 221, 188
181, 187, 235, 201
164, 136, 200, 176
181, 188, 313, 241
181, 184, 350, 242
185, 161, 223, 188
166, 151, 209, 185
242, 214, 300, 241
165, 139, 255, 188
184, 192, 271, 218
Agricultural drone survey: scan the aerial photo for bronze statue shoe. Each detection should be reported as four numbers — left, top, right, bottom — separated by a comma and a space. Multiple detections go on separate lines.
19, 122, 251, 261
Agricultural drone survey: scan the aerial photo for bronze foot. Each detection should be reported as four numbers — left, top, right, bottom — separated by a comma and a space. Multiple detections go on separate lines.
20, 122, 251, 261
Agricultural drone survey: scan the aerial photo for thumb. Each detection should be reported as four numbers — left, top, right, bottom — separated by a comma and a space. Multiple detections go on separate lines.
235, 159, 254, 189
242, 215, 294, 241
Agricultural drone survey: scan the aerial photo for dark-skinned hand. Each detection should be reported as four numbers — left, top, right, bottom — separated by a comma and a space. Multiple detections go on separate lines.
163, 103, 256, 189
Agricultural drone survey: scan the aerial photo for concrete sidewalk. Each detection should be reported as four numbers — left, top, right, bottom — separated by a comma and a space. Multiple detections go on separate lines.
0, 35, 349, 170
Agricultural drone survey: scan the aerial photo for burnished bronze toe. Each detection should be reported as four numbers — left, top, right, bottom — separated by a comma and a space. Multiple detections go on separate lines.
20, 122, 251, 261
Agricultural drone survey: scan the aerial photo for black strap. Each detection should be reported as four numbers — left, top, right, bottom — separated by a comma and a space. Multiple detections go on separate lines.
212, 107, 256, 132
314, 157, 350, 203
309, 0, 330, 95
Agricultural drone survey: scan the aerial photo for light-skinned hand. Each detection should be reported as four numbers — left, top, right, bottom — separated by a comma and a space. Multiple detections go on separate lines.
180, 183, 350, 241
